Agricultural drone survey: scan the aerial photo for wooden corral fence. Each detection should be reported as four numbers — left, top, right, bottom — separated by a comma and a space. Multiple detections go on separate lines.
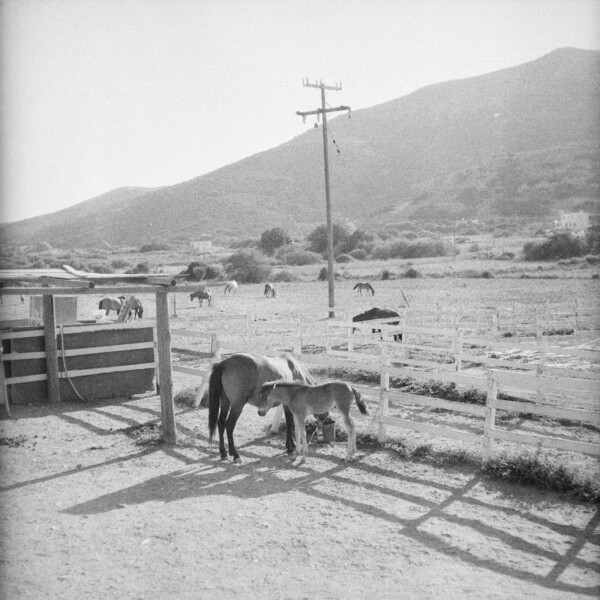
169, 309, 600, 463
0, 285, 208, 444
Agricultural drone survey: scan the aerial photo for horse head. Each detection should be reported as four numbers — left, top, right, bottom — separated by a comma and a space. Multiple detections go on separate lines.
257, 381, 280, 416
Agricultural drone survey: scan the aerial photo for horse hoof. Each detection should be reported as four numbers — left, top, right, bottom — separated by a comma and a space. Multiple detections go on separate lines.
220, 455, 229, 462
233, 457, 244, 465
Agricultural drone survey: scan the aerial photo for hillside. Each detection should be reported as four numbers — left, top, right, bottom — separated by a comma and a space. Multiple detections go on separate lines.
1, 47, 598, 247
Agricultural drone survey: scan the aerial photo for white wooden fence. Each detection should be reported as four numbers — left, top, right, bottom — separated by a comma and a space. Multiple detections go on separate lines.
169, 311, 600, 464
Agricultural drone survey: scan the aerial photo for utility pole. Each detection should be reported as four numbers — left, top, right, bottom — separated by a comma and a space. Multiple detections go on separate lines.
297, 79, 350, 318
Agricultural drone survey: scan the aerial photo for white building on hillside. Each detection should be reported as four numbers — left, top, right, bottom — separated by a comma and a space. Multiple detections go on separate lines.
554, 210, 589, 232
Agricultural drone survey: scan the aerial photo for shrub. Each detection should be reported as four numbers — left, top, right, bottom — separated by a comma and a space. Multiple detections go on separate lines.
584, 254, 600, 264
371, 240, 451, 260
277, 247, 321, 266
335, 254, 352, 263
111, 259, 130, 270
348, 248, 368, 260
402, 267, 421, 278
317, 266, 340, 281
381, 269, 392, 280
226, 250, 271, 283
272, 270, 297, 282
522, 233, 587, 261
204, 264, 224, 280
140, 242, 170, 252
469, 242, 481, 252
498, 252, 515, 261
129, 262, 150, 274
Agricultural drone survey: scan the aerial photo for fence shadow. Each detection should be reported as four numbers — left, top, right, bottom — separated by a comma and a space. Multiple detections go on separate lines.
62, 435, 599, 597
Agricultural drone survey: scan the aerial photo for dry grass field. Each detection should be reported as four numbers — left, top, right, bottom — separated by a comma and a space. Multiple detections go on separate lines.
1, 266, 599, 599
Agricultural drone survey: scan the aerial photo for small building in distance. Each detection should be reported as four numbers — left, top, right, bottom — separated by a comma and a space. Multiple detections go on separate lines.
554, 210, 590, 233
190, 240, 227, 256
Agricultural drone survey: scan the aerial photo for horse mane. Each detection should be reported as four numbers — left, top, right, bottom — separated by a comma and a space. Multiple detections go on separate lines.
262, 379, 307, 390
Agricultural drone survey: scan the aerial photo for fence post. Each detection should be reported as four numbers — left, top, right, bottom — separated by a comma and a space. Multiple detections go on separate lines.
377, 344, 390, 442
454, 330, 464, 372
171, 295, 177, 318
43, 295, 60, 404
492, 312, 499, 337
511, 302, 516, 335
294, 314, 303, 355
246, 311, 254, 343
482, 375, 498, 465
155, 290, 177, 444
193, 334, 221, 409
536, 334, 547, 404
326, 320, 332, 355
347, 317, 354, 353
574, 298, 580, 333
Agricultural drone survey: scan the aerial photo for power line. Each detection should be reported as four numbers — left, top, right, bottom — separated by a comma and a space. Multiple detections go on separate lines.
296, 79, 351, 317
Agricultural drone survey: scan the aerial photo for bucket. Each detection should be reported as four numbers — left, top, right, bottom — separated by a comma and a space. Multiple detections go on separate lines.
321, 421, 336, 444
93, 310, 105, 323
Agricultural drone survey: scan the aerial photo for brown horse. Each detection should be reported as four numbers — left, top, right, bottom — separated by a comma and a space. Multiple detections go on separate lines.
98, 296, 124, 315
208, 353, 316, 463
190, 288, 212, 306
353, 282, 375, 296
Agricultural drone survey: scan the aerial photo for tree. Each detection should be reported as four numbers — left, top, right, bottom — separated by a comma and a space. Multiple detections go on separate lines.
306, 221, 354, 256
226, 250, 272, 283
259, 227, 290, 256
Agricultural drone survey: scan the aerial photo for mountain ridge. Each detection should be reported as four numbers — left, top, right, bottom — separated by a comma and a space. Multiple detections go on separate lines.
2, 47, 598, 247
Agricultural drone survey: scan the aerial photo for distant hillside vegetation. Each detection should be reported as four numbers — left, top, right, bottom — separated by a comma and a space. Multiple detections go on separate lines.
1, 47, 598, 247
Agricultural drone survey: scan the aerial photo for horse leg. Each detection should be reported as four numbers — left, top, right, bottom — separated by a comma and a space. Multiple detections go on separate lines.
217, 398, 230, 461
225, 403, 246, 463
342, 412, 356, 460
283, 406, 296, 454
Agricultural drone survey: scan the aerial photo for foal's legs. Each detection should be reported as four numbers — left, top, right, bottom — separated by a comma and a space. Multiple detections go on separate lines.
283, 406, 296, 454
341, 409, 357, 460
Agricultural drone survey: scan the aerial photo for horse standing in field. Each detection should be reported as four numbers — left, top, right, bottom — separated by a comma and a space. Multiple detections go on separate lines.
98, 296, 124, 316
353, 282, 375, 296
190, 288, 212, 306
264, 283, 276, 298
208, 353, 316, 463
258, 380, 368, 462
224, 281, 238, 295
121, 297, 144, 320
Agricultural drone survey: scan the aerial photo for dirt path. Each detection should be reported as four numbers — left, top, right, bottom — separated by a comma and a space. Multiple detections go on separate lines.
1, 395, 598, 600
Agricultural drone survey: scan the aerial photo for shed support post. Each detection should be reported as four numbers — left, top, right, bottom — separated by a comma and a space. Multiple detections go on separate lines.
155, 290, 177, 444
43, 295, 60, 404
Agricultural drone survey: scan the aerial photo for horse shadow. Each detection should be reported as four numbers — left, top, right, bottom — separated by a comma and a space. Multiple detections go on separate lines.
61, 434, 600, 597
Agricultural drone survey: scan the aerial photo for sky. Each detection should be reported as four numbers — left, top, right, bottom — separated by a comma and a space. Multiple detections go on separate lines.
1, 0, 599, 224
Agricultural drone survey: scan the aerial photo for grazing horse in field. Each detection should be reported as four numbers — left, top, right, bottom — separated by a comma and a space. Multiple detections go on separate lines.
264, 283, 276, 298
208, 353, 316, 463
224, 281, 238, 295
190, 288, 212, 306
259, 380, 368, 462
352, 307, 402, 341
98, 296, 124, 316
121, 297, 144, 320
353, 282, 375, 296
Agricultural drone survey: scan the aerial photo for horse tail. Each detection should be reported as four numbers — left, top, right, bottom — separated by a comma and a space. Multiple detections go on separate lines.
208, 360, 226, 441
98, 300, 103, 309
351, 386, 369, 415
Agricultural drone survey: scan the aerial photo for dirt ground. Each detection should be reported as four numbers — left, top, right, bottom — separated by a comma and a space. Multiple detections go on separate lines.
1, 279, 599, 599
1, 391, 599, 600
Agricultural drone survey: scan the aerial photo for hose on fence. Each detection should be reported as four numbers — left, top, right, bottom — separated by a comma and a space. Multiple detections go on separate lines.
59, 324, 90, 402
